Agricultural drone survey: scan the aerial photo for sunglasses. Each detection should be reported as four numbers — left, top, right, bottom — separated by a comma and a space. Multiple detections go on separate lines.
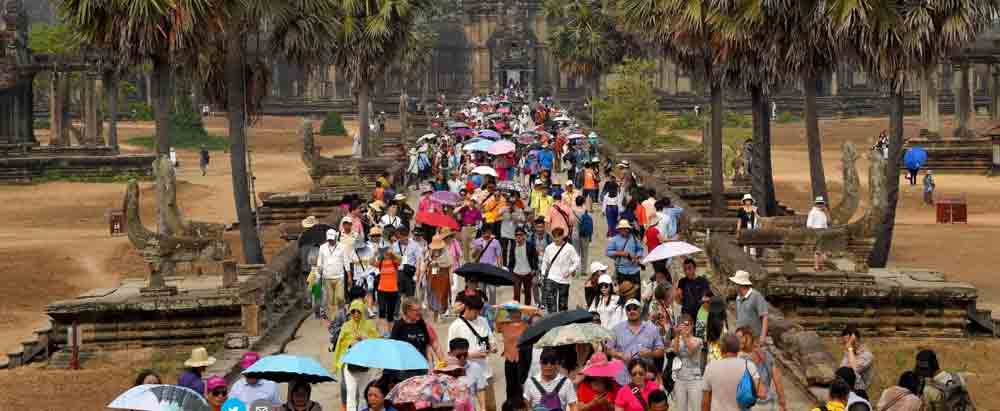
599, 284, 611, 288
210, 389, 227, 396
541, 357, 560, 365
453, 353, 468, 360
626, 306, 641, 312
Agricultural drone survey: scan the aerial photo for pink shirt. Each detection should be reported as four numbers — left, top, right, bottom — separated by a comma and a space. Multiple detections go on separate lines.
614, 381, 659, 411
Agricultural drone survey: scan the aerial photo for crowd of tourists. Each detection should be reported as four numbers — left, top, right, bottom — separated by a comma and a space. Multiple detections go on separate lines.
117, 93, 975, 411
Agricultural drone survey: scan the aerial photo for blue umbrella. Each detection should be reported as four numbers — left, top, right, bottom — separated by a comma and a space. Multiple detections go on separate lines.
243, 354, 335, 384
342, 338, 429, 371
904, 147, 928, 170
463, 139, 493, 152
479, 129, 501, 140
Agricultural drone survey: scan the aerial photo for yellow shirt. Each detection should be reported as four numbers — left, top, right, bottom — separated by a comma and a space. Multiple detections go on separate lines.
530, 190, 553, 216
482, 194, 503, 224
811, 401, 845, 411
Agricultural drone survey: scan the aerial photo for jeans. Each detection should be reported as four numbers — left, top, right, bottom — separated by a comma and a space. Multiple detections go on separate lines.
575, 237, 590, 276
513, 273, 534, 305
924, 189, 934, 205
672, 378, 704, 411
544, 279, 570, 312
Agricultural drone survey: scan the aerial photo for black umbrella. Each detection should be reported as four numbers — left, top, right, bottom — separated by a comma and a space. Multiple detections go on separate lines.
517, 309, 595, 347
454, 263, 515, 286
298, 224, 336, 248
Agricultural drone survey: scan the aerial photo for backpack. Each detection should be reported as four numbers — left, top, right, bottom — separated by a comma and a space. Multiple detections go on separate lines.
736, 360, 758, 408
929, 372, 975, 411
577, 211, 594, 239
660, 352, 676, 396
531, 377, 567, 411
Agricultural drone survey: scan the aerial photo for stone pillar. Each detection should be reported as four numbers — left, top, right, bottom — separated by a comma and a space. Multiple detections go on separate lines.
991, 133, 1000, 176
83, 73, 100, 146
49, 72, 68, 146
922, 66, 941, 137
830, 69, 839, 96
991, 66, 1000, 121
954, 62, 975, 138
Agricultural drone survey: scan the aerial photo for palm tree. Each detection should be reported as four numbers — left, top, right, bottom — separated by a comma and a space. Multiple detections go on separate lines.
618, 0, 732, 216
545, 0, 632, 100
396, 17, 439, 139
830, 0, 999, 267
781, 0, 839, 203
330, 0, 431, 157
59, 0, 213, 287
189, 0, 338, 264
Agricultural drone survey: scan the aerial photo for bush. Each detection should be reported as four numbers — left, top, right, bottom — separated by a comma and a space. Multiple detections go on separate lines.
127, 96, 229, 151
127, 101, 155, 121
33, 118, 50, 130
594, 59, 663, 151
724, 111, 753, 128
320, 112, 347, 136
667, 111, 704, 130
776, 111, 800, 124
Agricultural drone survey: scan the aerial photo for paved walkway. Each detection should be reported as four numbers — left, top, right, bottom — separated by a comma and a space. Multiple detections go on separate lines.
282, 179, 815, 409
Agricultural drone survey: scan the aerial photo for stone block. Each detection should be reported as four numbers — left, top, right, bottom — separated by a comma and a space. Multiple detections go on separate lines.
225, 333, 250, 349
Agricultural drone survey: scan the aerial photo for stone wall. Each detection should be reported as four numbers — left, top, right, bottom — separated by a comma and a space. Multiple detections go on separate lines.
0, 151, 155, 183
238, 244, 303, 339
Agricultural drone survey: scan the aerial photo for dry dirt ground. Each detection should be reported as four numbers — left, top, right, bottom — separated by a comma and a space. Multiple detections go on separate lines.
1, 114, 999, 409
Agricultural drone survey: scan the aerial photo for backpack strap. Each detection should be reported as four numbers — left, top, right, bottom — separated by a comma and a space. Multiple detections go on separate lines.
630, 385, 647, 409
460, 316, 490, 349
531, 377, 548, 395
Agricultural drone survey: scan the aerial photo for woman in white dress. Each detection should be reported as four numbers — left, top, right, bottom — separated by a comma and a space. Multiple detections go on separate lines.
588, 274, 625, 329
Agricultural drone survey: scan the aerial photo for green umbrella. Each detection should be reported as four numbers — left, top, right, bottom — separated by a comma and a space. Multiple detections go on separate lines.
535, 323, 615, 348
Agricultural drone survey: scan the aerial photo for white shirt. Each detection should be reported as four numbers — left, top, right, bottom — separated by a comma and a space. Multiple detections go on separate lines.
379, 214, 402, 229
316, 240, 358, 279
447, 316, 496, 379
589, 295, 626, 329
540, 241, 580, 285
229, 377, 280, 406
602, 193, 622, 210
806, 207, 829, 229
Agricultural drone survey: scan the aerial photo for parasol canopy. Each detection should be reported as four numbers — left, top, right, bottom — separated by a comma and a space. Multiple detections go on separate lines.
454, 263, 515, 286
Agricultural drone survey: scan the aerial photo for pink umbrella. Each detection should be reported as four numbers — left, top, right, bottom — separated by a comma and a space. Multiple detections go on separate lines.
430, 191, 462, 206
488, 140, 515, 155
452, 128, 475, 137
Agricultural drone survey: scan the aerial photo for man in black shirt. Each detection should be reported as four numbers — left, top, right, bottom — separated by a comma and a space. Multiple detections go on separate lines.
677, 258, 711, 317
390, 299, 442, 379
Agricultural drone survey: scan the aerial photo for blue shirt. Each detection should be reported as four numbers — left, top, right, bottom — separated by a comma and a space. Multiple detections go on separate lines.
656, 207, 684, 239
605, 234, 645, 275
538, 149, 554, 170
229, 377, 280, 406
607, 321, 664, 385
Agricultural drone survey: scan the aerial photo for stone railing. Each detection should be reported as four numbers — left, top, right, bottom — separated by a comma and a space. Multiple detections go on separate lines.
237, 244, 304, 339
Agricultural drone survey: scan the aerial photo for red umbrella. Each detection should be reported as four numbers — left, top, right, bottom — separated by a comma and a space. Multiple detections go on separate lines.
415, 211, 460, 230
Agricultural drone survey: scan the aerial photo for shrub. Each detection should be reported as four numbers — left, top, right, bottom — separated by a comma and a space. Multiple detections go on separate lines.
33, 118, 50, 130
127, 96, 229, 151
320, 112, 347, 136
126, 101, 155, 121
724, 111, 753, 128
667, 111, 704, 130
776, 111, 800, 124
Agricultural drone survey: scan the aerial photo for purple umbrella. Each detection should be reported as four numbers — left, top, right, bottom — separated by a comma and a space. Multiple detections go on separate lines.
431, 191, 462, 206
479, 129, 501, 140
453, 128, 475, 137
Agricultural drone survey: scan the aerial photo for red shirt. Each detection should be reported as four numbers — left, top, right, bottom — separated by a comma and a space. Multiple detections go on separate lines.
577, 380, 620, 411
644, 226, 661, 252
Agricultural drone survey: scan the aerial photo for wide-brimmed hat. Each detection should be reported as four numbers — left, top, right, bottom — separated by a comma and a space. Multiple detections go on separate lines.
369, 200, 385, 211
742, 194, 754, 204
616, 220, 632, 230
394, 193, 407, 201
624, 298, 642, 308
814, 196, 826, 204
184, 347, 217, 368
429, 234, 447, 250
729, 270, 753, 286
590, 261, 608, 274
580, 352, 625, 379
597, 274, 613, 285
326, 228, 338, 241
301, 216, 318, 228
239, 351, 261, 370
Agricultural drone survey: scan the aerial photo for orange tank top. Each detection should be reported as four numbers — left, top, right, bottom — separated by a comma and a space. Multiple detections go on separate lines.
377, 258, 399, 292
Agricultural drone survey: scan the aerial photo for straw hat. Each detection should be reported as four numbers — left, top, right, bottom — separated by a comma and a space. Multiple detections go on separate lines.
429, 234, 447, 250
616, 220, 632, 230
729, 270, 753, 286
301, 216, 318, 228
184, 347, 217, 368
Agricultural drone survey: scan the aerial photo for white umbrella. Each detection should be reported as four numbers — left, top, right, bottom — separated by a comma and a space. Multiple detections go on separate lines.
108, 385, 209, 411
642, 241, 702, 264
418, 133, 436, 140
471, 165, 498, 177
553, 115, 572, 122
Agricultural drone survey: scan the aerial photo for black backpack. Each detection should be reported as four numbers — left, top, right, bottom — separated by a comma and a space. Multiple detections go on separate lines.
929, 372, 975, 411
660, 352, 676, 396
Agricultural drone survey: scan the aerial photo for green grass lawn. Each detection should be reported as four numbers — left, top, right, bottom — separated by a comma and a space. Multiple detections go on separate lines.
127, 134, 230, 151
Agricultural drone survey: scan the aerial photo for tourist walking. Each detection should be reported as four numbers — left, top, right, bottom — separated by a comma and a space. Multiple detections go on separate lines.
834, 367, 873, 410
447, 295, 497, 411
812, 380, 854, 411
374, 242, 402, 332
670, 314, 704, 411
701, 334, 765, 411
178, 347, 216, 396
229, 352, 280, 406
540, 227, 580, 313
421, 234, 453, 322
588, 272, 625, 329
731, 270, 769, 343
606, 299, 664, 385
915, 349, 972, 411
283, 380, 322, 411
390, 299, 443, 380
613, 359, 658, 411
524, 348, 578, 411
573, 196, 594, 277
737, 326, 787, 411
806, 196, 829, 271
445, 338, 489, 410
205, 375, 227, 411
606, 220, 645, 298
506, 227, 539, 305
199, 145, 209, 176
332, 300, 380, 411
923, 170, 935, 205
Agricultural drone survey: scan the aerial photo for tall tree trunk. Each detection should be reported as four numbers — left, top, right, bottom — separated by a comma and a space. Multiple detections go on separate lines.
151, 54, 171, 156
104, 71, 118, 150
710, 83, 725, 217
227, 31, 266, 265
868, 90, 905, 268
749, 87, 777, 216
358, 82, 372, 157
145, 72, 154, 107
804, 73, 828, 202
